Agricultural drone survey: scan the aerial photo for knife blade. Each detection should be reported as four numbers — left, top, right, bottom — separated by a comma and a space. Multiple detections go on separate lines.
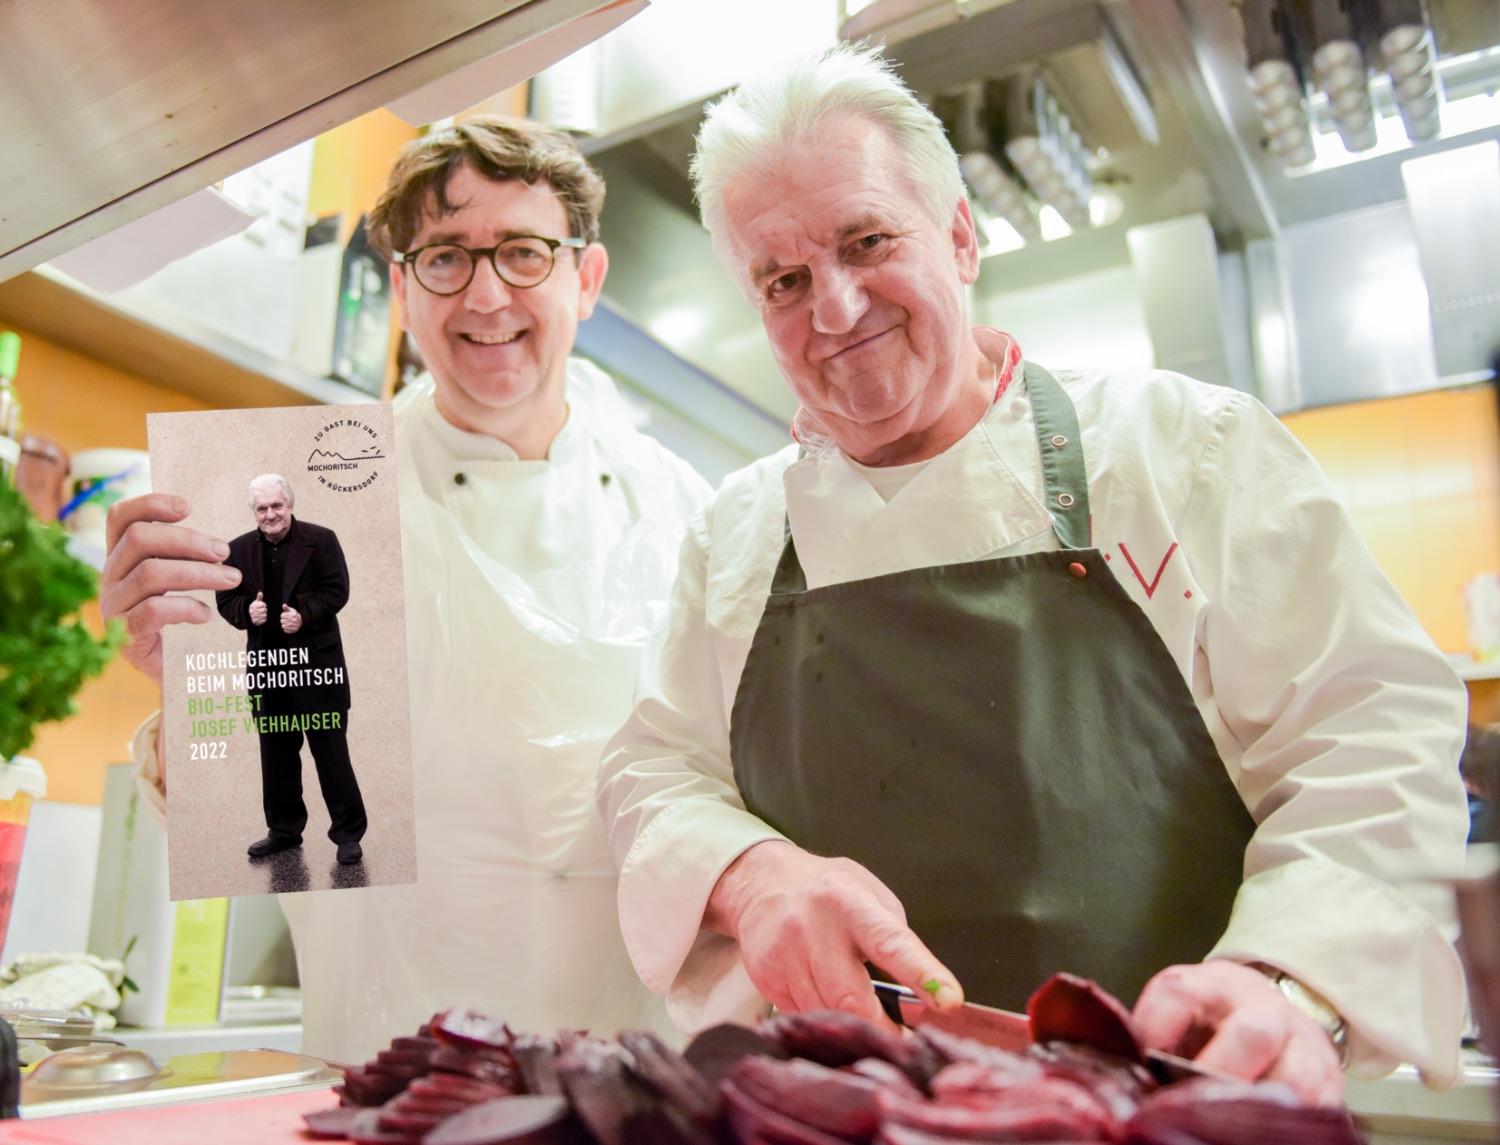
871, 981, 1229, 1084
873, 980, 1032, 1052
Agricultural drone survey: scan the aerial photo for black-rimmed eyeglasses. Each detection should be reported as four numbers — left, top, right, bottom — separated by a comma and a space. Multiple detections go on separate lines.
393, 235, 588, 296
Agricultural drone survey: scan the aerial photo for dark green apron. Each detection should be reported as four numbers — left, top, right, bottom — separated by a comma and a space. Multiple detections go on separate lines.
728, 362, 1256, 1011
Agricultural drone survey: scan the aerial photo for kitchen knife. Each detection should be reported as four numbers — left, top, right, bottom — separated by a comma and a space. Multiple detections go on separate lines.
871, 981, 1226, 1084
872, 980, 1032, 1052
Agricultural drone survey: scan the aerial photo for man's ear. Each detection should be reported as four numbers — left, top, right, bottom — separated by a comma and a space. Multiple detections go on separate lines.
575, 242, 609, 321
390, 263, 412, 332
951, 197, 981, 286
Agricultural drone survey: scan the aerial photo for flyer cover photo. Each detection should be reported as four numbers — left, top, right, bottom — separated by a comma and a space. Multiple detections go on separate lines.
148, 403, 417, 900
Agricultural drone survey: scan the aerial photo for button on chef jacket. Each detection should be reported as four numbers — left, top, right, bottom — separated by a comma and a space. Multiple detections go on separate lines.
271, 359, 712, 1063
597, 333, 1471, 1086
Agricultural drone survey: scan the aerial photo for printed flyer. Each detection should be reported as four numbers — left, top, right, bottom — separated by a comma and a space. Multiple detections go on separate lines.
148, 403, 417, 899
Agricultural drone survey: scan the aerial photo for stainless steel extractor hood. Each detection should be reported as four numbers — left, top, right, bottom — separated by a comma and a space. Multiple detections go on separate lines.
0, 0, 635, 284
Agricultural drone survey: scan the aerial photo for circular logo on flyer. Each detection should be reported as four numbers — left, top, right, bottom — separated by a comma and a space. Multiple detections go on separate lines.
306, 417, 387, 494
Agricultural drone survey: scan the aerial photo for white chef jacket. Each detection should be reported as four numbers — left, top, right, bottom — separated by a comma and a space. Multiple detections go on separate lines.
597, 346, 1472, 1085
138, 358, 711, 1063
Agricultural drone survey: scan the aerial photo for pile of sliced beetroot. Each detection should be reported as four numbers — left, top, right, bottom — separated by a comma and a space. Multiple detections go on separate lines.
303, 973, 1365, 1145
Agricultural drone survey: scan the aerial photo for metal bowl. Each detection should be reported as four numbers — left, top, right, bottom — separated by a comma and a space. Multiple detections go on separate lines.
24, 1046, 169, 1096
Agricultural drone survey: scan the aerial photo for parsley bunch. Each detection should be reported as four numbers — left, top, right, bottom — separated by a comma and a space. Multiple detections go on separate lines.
0, 478, 122, 760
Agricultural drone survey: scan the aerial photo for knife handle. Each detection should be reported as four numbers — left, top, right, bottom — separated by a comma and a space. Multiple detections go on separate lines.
872, 980, 918, 1026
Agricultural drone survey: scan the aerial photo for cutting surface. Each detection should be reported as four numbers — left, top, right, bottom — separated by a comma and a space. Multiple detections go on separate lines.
0, 1088, 339, 1145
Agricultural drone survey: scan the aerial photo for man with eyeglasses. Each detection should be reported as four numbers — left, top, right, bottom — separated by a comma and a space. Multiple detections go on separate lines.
100, 117, 711, 1061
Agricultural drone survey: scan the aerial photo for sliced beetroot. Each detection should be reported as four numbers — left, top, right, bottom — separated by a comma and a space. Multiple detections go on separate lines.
927, 1055, 1045, 1102
365, 1060, 432, 1082
375, 1107, 446, 1135
1026, 972, 1144, 1064
348, 1106, 423, 1145
422, 1095, 580, 1145
879, 1080, 1117, 1141
511, 1034, 563, 1097
392, 1035, 441, 1053
721, 1076, 853, 1145
340, 1066, 411, 1107
761, 1010, 912, 1071
303, 1104, 361, 1139
388, 1092, 473, 1117
557, 1039, 653, 1145
845, 1058, 925, 1101
1127, 1093, 1366, 1145
729, 1055, 882, 1142
377, 1047, 437, 1069
1026, 1041, 1153, 1122
618, 1029, 720, 1125
875, 1121, 973, 1145
682, 1022, 789, 1087
431, 1046, 519, 1089
411, 1074, 514, 1103
433, 1009, 517, 1052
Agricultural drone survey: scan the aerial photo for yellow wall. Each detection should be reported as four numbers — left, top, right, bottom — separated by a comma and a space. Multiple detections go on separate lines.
1281, 385, 1500, 656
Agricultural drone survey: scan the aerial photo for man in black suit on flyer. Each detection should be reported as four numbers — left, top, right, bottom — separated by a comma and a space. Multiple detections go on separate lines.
217, 473, 366, 865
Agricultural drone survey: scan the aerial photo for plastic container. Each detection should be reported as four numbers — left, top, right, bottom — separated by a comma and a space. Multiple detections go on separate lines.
0, 756, 47, 951
60, 449, 150, 569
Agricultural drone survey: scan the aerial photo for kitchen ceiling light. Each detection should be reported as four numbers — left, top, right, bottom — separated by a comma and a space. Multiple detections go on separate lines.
1302, 0, 1380, 152
1383, 23, 1442, 140
1249, 58, 1318, 167
1354, 0, 1445, 143
994, 74, 1094, 233
1241, 0, 1318, 170
1310, 37, 1379, 152
959, 151, 1042, 244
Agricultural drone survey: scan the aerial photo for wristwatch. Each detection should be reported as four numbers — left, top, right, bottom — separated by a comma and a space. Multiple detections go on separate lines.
1257, 966, 1349, 1067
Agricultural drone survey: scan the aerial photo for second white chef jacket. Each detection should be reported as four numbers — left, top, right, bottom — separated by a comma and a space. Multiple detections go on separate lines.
597, 339, 1471, 1085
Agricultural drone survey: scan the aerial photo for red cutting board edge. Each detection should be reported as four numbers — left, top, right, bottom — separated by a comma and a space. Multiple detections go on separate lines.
0, 1087, 341, 1144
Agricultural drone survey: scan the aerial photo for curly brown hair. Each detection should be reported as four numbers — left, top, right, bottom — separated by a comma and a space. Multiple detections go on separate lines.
366, 116, 605, 261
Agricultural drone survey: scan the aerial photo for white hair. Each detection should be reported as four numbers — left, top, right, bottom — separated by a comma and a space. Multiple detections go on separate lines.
691, 42, 964, 268
247, 473, 295, 508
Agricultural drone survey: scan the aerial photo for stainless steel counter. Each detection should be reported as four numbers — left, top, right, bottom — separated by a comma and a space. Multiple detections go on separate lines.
1346, 1053, 1499, 1143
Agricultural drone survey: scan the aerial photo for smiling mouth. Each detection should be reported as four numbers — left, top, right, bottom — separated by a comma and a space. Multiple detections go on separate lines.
460, 331, 523, 346
824, 327, 894, 362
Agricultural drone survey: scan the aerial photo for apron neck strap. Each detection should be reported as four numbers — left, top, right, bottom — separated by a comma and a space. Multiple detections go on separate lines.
770, 361, 1092, 594
1023, 361, 1091, 551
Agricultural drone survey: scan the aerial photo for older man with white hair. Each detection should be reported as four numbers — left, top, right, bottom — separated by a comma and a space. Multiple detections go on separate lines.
217, 473, 366, 865
598, 44, 1470, 1103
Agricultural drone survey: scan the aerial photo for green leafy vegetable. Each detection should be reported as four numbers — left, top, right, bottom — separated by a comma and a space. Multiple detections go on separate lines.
0, 478, 122, 760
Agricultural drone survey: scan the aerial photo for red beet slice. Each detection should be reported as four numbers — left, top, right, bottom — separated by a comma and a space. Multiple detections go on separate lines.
1128, 1093, 1365, 1145
377, 1047, 437, 1069
433, 1009, 516, 1051
348, 1106, 424, 1144
511, 1034, 563, 1097
411, 1074, 513, 1103
423, 1095, 578, 1145
389, 1092, 473, 1117
1026, 972, 1144, 1064
846, 1058, 925, 1101
721, 1077, 852, 1145
731, 1055, 882, 1142
762, 1010, 911, 1070
618, 1029, 719, 1125
557, 1040, 651, 1145
376, 1107, 446, 1135
682, 1022, 788, 1087
303, 1105, 361, 1139
879, 1081, 1116, 1141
